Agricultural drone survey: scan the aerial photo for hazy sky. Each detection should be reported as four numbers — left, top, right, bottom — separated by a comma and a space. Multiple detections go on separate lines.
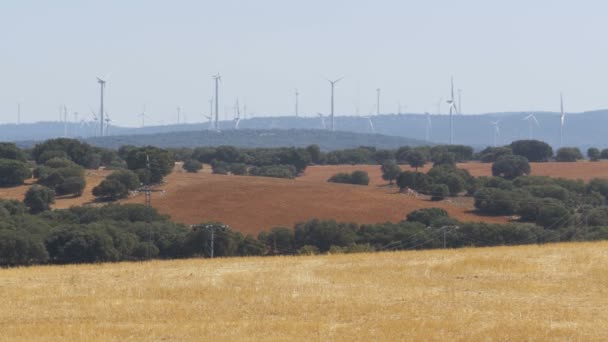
1, 0, 607, 126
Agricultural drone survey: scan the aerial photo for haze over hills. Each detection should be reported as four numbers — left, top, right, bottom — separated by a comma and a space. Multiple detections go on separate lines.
4, 110, 608, 149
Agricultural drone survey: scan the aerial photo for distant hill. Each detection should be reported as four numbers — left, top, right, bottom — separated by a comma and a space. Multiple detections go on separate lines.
5, 110, 608, 149
83, 129, 430, 151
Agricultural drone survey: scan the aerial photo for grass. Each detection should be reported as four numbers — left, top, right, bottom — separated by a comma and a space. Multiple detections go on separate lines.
1, 242, 607, 341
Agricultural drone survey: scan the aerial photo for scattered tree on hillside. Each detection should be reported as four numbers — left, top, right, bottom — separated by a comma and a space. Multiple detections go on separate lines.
556, 147, 583, 162
510, 140, 553, 162
406, 150, 426, 171
492, 155, 531, 180
24, 185, 55, 214
381, 160, 401, 184
183, 159, 203, 173
587, 147, 601, 162
0, 159, 31, 187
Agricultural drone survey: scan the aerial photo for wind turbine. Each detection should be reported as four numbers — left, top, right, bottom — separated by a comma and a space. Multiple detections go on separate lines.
204, 115, 213, 130
446, 77, 458, 144
491, 120, 500, 147
317, 113, 326, 130
457, 89, 462, 114
176, 106, 182, 125
104, 111, 112, 135
376, 88, 381, 115
139, 105, 148, 128
524, 113, 540, 139
326, 76, 344, 131
425, 112, 432, 141
295, 89, 299, 117
234, 98, 241, 129
560, 93, 566, 147
362, 114, 375, 133
96, 75, 109, 137
213, 74, 221, 131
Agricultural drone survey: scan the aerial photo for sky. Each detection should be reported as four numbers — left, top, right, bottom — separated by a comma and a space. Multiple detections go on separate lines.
1, 0, 607, 127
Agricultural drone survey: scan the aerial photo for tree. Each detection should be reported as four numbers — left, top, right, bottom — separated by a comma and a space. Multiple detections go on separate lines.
396, 171, 432, 192
587, 147, 600, 162
474, 188, 520, 215
0, 143, 27, 162
24, 185, 55, 214
406, 150, 426, 171
306, 144, 322, 164
229, 163, 248, 175
125, 146, 174, 184
429, 184, 449, 201
510, 140, 553, 162
477, 146, 513, 163
406, 208, 449, 226
93, 179, 129, 201
183, 159, 203, 173
492, 155, 531, 180
0, 159, 31, 187
351, 171, 370, 185
381, 160, 401, 184
556, 147, 583, 162
56, 176, 86, 197
601, 149, 608, 160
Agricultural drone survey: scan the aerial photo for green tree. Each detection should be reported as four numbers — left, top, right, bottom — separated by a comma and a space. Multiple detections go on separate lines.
0, 143, 27, 162
406, 208, 449, 226
429, 184, 449, 201
125, 146, 174, 184
92, 179, 129, 201
381, 160, 401, 184
24, 185, 55, 214
396, 171, 432, 192
587, 147, 601, 162
510, 140, 553, 162
406, 150, 426, 171
492, 155, 531, 180
556, 147, 583, 162
183, 159, 203, 173
0, 159, 31, 187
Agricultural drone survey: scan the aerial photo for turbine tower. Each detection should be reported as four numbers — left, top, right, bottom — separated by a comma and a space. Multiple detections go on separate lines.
376, 88, 381, 115
524, 113, 540, 139
213, 74, 221, 131
446, 77, 457, 144
560, 93, 566, 147
491, 120, 500, 147
177, 106, 181, 125
326, 77, 344, 131
139, 105, 147, 128
425, 112, 432, 141
96, 76, 107, 137
457, 89, 462, 114
295, 89, 299, 117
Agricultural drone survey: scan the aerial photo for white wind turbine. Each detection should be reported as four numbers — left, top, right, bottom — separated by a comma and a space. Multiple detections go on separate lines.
491, 120, 501, 147
325, 76, 344, 131
317, 113, 326, 130
524, 113, 540, 139
96, 73, 111, 136
424, 112, 432, 141
139, 105, 148, 128
559, 93, 566, 147
362, 114, 375, 133
446, 77, 458, 144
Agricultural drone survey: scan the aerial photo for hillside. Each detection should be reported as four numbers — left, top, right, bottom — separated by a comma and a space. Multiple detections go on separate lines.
7, 110, 608, 149
1, 241, 606, 340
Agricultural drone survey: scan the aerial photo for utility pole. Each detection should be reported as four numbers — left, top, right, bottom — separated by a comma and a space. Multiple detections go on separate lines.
440, 225, 459, 248
190, 224, 227, 258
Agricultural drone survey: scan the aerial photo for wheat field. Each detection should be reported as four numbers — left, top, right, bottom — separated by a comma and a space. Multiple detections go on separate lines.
1, 242, 607, 341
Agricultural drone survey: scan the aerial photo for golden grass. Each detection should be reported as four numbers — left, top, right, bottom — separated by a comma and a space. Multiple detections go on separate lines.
1, 242, 607, 341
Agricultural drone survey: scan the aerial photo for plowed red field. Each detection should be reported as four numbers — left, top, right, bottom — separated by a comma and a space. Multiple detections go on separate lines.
122, 168, 507, 235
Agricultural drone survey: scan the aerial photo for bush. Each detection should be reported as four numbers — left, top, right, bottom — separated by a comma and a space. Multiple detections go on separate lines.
0, 159, 31, 187
249, 165, 295, 179
477, 146, 513, 163
294, 219, 358, 252
229, 163, 248, 176
0, 230, 49, 266
56, 176, 86, 197
328, 171, 369, 185
211, 160, 229, 174
429, 184, 449, 201
258, 227, 295, 254
24, 185, 55, 214
0, 143, 27, 162
492, 155, 531, 180
588, 147, 601, 162
474, 188, 521, 216
406, 208, 449, 226
298, 245, 320, 255
183, 159, 203, 173
556, 147, 583, 162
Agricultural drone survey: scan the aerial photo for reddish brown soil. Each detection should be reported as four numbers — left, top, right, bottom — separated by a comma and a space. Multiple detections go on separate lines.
0, 170, 110, 209
122, 168, 507, 235
459, 161, 608, 182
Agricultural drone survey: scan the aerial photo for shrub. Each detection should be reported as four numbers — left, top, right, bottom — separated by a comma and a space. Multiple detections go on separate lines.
406, 208, 450, 226
556, 147, 583, 162
0, 159, 31, 187
229, 163, 248, 176
249, 165, 294, 179
183, 159, 203, 173
298, 245, 320, 255
92, 179, 128, 201
477, 146, 513, 163
474, 188, 520, 216
24, 185, 55, 214
56, 176, 86, 197
0, 143, 27, 162
429, 184, 449, 201
492, 155, 531, 180
0, 230, 49, 266
328, 171, 369, 185
210, 160, 229, 174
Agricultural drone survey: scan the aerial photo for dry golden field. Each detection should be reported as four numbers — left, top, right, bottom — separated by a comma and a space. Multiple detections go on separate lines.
1, 241, 607, 341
